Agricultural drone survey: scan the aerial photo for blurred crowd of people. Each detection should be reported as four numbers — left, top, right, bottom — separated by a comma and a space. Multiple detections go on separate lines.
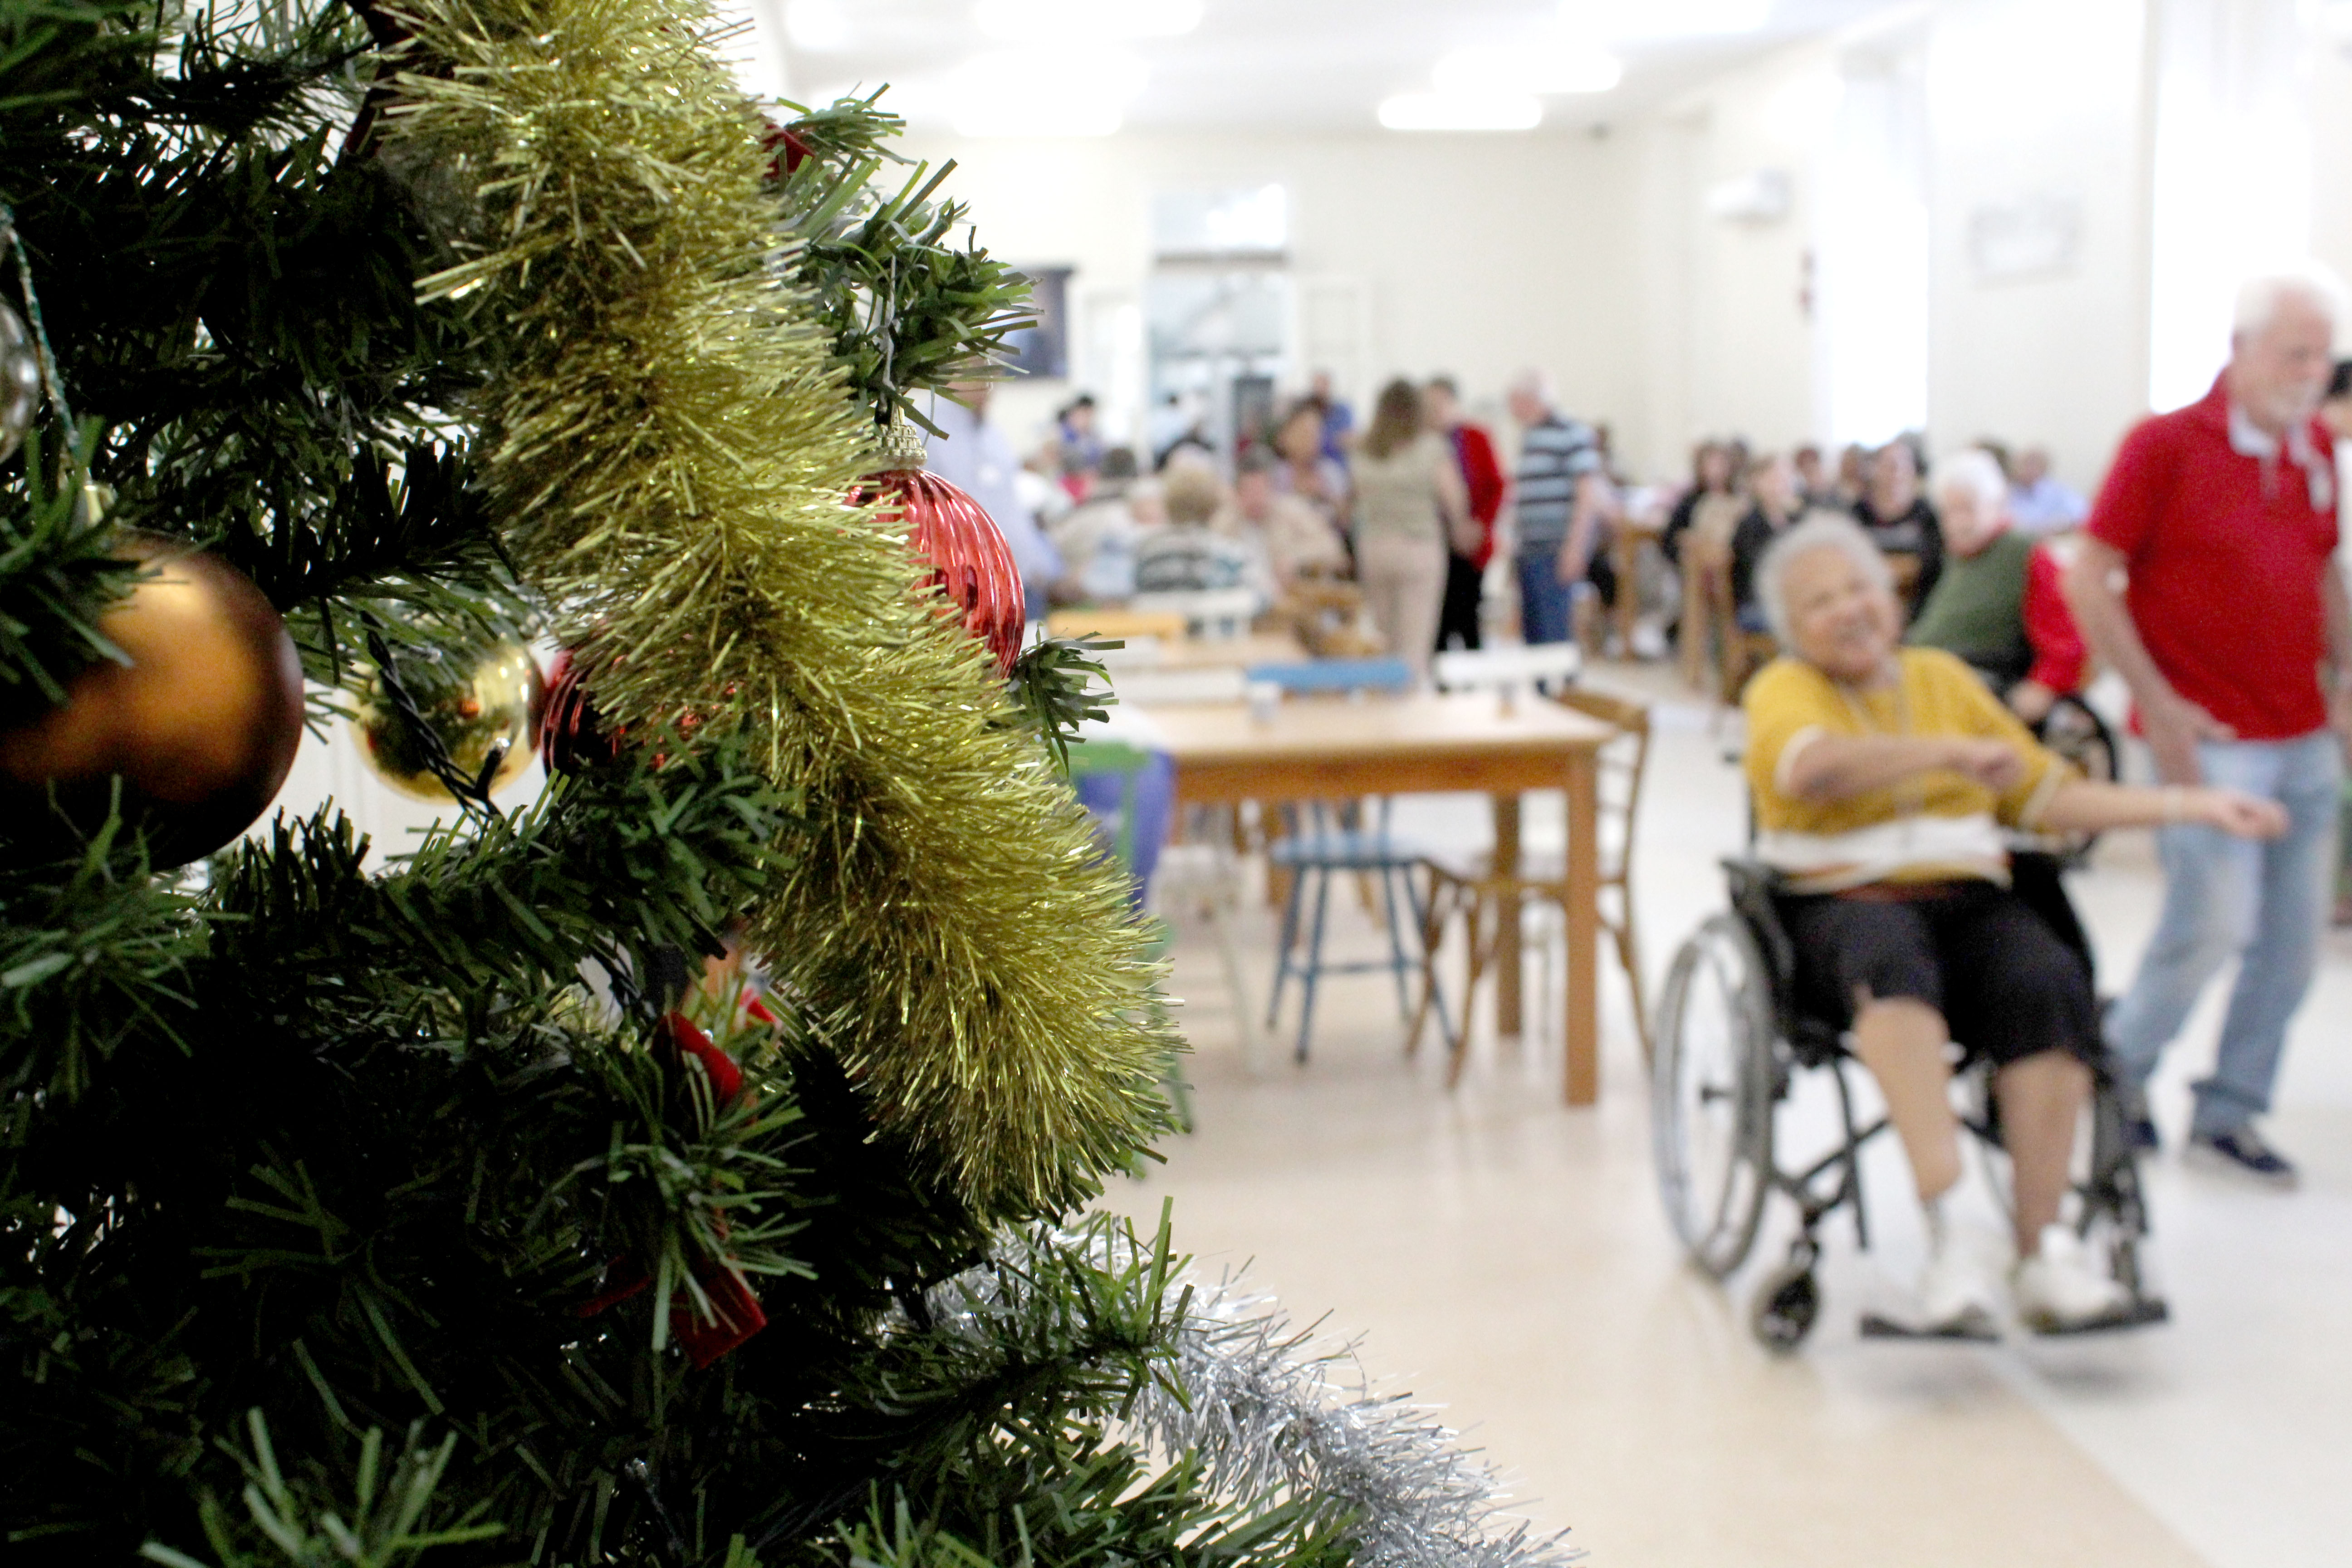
923, 357, 2126, 716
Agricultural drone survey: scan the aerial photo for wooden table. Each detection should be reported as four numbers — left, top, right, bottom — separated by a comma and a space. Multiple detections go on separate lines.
1153, 631, 1308, 670
1142, 692, 1618, 1105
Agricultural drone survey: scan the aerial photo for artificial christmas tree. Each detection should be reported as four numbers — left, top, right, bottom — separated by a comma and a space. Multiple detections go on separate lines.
0, 3, 1576, 1565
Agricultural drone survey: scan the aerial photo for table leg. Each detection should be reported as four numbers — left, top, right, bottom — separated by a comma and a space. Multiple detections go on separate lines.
1563, 749, 1600, 1106
1612, 529, 1638, 656
1492, 792, 1522, 1037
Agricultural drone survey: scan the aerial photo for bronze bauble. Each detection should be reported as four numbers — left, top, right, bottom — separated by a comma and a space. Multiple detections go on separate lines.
351, 639, 547, 802
0, 532, 307, 867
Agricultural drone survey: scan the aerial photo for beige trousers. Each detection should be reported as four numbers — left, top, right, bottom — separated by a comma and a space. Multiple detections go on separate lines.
1355, 533, 1448, 686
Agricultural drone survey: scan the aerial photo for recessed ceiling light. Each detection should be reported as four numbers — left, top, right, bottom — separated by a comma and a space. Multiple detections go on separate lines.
1559, 0, 1773, 41
973, 0, 1204, 41
1377, 92, 1544, 132
950, 46, 1146, 137
1433, 44, 1622, 97
784, 0, 853, 51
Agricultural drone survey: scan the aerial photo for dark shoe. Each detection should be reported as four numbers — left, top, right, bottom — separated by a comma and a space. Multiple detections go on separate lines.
2126, 1111, 2160, 1152
2187, 1127, 2299, 1189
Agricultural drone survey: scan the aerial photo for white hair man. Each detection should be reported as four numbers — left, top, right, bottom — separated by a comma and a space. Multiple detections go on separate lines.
1904, 448, 2087, 725
2064, 262, 2352, 1185
1503, 369, 1607, 646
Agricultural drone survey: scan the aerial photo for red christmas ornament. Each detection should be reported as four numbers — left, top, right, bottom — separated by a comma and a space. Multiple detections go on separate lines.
539, 647, 621, 776
866, 464, 1027, 675
760, 122, 815, 181
572, 1013, 768, 1367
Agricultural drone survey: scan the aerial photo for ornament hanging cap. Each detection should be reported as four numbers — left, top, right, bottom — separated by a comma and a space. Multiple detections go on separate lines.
876, 408, 928, 469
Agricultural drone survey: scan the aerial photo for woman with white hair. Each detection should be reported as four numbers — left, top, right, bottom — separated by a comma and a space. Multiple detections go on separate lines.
1905, 447, 2087, 723
1743, 516, 2284, 1335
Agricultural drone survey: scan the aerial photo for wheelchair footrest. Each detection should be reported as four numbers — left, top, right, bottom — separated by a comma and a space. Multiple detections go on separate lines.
2024, 1296, 2170, 1337
1857, 1309, 2001, 1343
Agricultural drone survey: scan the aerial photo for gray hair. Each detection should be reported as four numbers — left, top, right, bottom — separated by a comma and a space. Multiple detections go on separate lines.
2234, 261, 2349, 341
1754, 513, 1894, 645
1931, 447, 2009, 514
1505, 368, 1554, 406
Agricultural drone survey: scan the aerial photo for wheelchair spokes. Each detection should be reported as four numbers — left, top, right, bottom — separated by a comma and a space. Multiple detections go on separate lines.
1653, 913, 1775, 1279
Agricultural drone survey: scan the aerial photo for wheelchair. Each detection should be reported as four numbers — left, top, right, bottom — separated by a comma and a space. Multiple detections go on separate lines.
1651, 851, 2167, 1351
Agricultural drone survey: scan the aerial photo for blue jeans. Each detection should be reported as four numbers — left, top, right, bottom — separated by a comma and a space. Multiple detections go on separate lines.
1517, 550, 1573, 645
2106, 732, 2342, 1134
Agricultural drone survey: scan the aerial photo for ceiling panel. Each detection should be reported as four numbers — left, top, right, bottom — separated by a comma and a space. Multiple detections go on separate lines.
743, 0, 1908, 135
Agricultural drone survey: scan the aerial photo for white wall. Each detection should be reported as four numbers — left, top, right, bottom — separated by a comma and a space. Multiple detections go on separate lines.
856, 0, 2352, 496
1925, 0, 2153, 488
2307, 34, 2352, 300
1635, 45, 1837, 472
894, 128, 1648, 461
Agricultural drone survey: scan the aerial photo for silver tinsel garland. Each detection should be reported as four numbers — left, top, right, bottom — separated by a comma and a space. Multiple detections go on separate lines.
916, 1225, 1584, 1568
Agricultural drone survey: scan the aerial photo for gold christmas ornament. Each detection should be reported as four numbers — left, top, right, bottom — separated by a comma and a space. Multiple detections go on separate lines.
350, 639, 547, 802
0, 532, 306, 867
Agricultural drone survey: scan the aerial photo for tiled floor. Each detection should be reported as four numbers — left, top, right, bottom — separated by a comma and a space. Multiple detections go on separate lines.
1102, 663, 2352, 1568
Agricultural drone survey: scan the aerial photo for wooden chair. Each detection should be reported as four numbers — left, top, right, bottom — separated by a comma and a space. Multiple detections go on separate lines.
1280, 579, 1384, 659
1410, 686, 1652, 1084
1708, 563, 1779, 702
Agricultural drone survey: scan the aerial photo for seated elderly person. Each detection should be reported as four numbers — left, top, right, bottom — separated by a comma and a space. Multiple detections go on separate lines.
1133, 459, 1271, 607
1906, 448, 2087, 725
1744, 516, 2284, 1334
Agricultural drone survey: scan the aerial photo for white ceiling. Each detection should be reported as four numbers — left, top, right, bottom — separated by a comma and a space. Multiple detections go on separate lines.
748, 0, 1909, 136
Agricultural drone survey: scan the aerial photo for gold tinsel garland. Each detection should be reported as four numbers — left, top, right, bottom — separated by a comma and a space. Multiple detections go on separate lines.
380, 0, 1169, 1215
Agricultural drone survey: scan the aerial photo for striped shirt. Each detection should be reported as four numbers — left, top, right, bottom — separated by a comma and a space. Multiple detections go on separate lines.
1514, 413, 1601, 549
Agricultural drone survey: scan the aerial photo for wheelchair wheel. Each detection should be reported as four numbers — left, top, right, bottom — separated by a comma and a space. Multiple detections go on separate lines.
1653, 912, 1778, 1279
1750, 1242, 1822, 1352
2038, 695, 2117, 784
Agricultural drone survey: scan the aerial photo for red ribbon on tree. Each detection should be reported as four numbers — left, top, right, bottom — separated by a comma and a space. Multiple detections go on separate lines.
574, 1014, 767, 1367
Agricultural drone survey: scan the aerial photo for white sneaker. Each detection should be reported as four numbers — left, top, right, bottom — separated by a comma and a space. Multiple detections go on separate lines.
1916, 1221, 2003, 1337
2012, 1224, 2132, 1333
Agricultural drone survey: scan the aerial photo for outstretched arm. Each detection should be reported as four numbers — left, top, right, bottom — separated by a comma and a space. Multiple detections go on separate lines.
2038, 779, 2285, 838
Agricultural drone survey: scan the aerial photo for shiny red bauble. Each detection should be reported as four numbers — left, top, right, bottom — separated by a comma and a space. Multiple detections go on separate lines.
866, 467, 1026, 676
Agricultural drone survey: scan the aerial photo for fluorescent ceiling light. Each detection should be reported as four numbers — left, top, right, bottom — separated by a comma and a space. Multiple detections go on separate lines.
784, 0, 852, 51
973, 0, 1204, 40
1558, 0, 1772, 41
1378, 91, 1544, 132
1432, 44, 1622, 96
950, 46, 1145, 136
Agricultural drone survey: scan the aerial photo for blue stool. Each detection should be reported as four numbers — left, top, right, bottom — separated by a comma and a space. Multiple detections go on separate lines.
1246, 657, 1447, 1062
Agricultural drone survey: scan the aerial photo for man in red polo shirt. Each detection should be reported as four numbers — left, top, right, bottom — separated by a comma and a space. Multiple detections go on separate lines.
2068, 265, 2352, 1187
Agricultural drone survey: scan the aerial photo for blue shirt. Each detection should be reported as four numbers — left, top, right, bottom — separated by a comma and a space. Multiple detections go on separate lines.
924, 395, 1064, 617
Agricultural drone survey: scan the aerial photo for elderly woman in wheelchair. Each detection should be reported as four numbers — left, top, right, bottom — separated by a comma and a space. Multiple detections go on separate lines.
1720, 515, 2283, 1338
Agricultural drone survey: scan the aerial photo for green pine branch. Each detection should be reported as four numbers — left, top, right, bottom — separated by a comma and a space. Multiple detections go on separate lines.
774, 90, 1036, 434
